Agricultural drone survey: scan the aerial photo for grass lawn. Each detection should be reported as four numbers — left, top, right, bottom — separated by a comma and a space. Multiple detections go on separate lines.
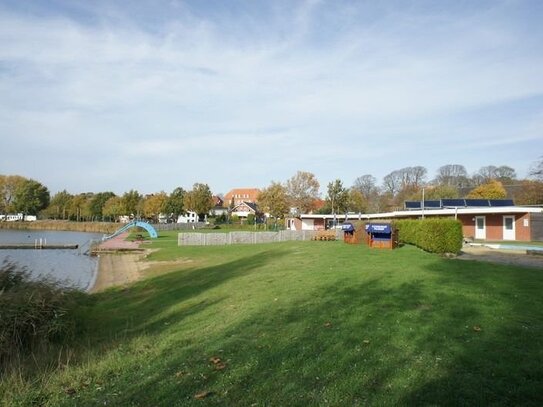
2, 231, 542, 406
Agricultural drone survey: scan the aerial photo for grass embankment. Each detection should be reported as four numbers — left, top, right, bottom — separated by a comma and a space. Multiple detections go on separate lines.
2, 231, 542, 406
0, 220, 119, 234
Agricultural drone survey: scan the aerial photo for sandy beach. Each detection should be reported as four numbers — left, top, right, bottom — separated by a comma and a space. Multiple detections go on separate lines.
88, 232, 147, 293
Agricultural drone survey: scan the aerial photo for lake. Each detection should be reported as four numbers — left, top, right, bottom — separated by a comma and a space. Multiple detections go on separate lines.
0, 229, 104, 291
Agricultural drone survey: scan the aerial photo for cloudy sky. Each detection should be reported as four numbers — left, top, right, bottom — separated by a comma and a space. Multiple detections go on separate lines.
1, 0, 542, 195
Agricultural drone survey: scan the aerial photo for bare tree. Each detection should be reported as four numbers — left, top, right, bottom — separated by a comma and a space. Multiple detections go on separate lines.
434, 164, 469, 187
529, 157, 543, 180
286, 171, 320, 213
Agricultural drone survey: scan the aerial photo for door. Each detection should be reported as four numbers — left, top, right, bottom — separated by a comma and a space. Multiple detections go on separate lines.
503, 216, 515, 240
475, 216, 486, 240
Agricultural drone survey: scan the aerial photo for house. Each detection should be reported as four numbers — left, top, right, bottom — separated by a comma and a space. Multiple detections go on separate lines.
177, 211, 199, 223
210, 196, 228, 217
224, 188, 260, 207
231, 201, 259, 220
286, 200, 543, 242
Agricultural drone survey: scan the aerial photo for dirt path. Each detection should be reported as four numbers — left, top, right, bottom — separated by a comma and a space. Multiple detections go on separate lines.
458, 246, 543, 269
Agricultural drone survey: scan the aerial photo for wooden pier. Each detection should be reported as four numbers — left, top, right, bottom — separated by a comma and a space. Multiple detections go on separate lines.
0, 244, 79, 250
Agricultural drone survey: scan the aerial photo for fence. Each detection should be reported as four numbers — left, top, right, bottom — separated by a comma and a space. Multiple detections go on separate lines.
154, 222, 207, 231
178, 230, 342, 246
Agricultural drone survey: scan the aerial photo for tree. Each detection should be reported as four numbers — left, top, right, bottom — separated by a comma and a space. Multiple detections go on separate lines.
286, 171, 320, 213
466, 180, 507, 199
422, 185, 459, 200
162, 187, 185, 218
69, 193, 92, 221
89, 192, 116, 220
102, 196, 125, 221
44, 190, 73, 219
184, 183, 213, 216
0, 175, 26, 215
494, 166, 516, 183
348, 189, 367, 213
529, 157, 543, 180
513, 180, 543, 205
258, 182, 289, 219
326, 179, 349, 214
434, 164, 469, 187
352, 174, 378, 198
12, 178, 50, 216
143, 192, 168, 222
122, 190, 143, 217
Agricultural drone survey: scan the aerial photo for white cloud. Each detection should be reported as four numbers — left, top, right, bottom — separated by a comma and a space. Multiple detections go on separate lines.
1, 1, 542, 194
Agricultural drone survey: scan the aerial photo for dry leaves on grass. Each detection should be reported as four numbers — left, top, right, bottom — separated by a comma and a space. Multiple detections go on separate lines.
194, 390, 213, 400
324, 321, 332, 328
473, 325, 482, 332
209, 356, 227, 370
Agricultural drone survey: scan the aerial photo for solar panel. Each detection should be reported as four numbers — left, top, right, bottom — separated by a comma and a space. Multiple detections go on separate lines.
465, 199, 490, 207
423, 200, 441, 208
405, 201, 421, 209
489, 199, 514, 207
442, 199, 466, 207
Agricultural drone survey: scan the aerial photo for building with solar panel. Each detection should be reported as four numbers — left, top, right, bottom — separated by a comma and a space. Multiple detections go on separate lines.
285, 199, 543, 242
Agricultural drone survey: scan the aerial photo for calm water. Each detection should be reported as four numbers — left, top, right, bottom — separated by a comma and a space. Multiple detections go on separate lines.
0, 229, 104, 291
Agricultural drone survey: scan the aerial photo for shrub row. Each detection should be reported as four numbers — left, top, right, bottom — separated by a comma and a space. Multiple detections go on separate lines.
0, 261, 83, 364
394, 218, 463, 254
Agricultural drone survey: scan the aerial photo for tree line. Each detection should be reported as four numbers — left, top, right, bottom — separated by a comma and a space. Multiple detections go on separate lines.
1, 157, 542, 222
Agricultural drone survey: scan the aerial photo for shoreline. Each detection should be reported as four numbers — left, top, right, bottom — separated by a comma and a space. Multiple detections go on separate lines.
89, 251, 148, 293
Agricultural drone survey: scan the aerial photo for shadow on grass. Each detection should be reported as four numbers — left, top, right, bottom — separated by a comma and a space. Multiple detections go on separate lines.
84, 248, 291, 343
101, 255, 543, 406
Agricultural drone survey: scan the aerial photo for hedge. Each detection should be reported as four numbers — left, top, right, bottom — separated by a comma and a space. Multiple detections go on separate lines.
394, 218, 463, 254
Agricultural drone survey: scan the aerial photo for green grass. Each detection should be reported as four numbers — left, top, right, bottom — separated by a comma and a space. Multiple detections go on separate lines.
2, 231, 542, 406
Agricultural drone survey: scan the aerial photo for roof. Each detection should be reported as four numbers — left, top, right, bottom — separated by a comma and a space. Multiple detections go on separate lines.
297, 206, 543, 221
231, 201, 259, 213
224, 188, 261, 202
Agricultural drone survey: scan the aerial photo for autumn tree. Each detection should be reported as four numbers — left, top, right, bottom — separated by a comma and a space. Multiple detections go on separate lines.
102, 196, 125, 221
89, 192, 116, 220
258, 182, 289, 219
44, 190, 73, 219
466, 180, 507, 199
0, 175, 26, 215
513, 180, 543, 205
184, 183, 213, 217
348, 189, 367, 213
143, 192, 168, 222
13, 178, 50, 216
286, 171, 320, 213
69, 193, 92, 221
122, 190, 143, 217
422, 185, 459, 200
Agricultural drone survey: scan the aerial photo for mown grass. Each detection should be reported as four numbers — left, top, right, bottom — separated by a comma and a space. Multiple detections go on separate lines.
1, 231, 542, 406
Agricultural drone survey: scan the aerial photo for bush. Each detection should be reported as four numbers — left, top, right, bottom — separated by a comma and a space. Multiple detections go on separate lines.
394, 218, 463, 254
0, 261, 82, 364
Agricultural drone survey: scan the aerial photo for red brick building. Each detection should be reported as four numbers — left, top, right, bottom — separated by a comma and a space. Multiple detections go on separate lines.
287, 206, 543, 242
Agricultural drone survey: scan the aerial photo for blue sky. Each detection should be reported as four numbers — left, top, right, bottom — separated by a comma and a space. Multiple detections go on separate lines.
1, 0, 542, 195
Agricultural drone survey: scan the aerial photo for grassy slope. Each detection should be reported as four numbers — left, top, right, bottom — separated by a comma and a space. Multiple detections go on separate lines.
2, 232, 543, 406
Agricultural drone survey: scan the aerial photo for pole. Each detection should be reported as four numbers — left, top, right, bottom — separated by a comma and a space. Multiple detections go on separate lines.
422, 188, 425, 219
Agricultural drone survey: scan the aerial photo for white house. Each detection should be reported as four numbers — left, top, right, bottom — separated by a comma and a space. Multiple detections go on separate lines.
177, 211, 199, 223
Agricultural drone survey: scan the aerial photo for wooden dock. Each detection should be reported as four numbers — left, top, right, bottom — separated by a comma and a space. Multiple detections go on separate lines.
0, 244, 79, 250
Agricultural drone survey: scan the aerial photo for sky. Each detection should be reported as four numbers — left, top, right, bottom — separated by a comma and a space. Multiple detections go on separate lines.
1, 0, 542, 196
